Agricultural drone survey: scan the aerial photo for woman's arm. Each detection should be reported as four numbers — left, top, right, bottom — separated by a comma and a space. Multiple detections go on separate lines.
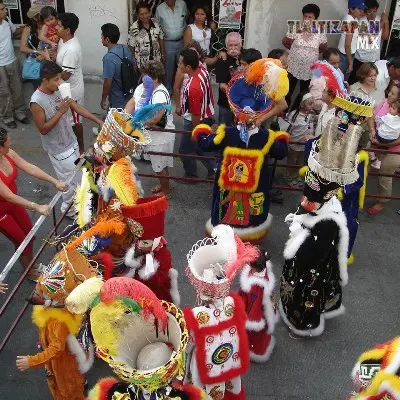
345, 34, 353, 73
159, 38, 165, 64
183, 26, 192, 48
124, 97, 135, 114
381, 13, 390, 41
371, 136, 400, 147
0, 179, 49, 215
20, 26, 36, 55
282, 36, 294, 50
173, 69, 185, 116
8, 149, 64, 188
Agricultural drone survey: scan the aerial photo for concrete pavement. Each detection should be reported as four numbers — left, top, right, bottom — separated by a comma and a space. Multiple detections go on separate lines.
0, 88, 399, 399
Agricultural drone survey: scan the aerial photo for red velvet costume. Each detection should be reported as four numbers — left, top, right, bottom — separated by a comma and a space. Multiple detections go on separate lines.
238, 262, 277, 363
0, 155, 34, 255
122, 196, 180, 305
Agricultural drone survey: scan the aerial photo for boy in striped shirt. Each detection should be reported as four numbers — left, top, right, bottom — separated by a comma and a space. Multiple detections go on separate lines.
178, 48, 216, 180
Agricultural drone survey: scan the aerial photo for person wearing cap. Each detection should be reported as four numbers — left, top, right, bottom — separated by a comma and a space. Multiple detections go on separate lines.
0, 0, 29, 129
338, 0, 367, 81
122, 196, 180, 305
374, 56, 400, 92
348, 0, 390, 85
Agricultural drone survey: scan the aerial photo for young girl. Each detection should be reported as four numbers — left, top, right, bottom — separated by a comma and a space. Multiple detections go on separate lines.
370, 82, 400, 169
286, 92, 315, 187
238, 246, 277, 363
38, 6, 60, 50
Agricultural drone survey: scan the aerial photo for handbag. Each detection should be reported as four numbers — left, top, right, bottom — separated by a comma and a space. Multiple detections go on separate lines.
22, 36, 41, 81
22, 55, 41, 80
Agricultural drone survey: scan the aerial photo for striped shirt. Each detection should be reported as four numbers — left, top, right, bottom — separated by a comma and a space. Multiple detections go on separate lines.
182, 65, 214, 121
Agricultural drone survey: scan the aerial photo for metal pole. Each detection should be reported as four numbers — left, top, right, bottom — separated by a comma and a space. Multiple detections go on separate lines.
0, 159, 84, 282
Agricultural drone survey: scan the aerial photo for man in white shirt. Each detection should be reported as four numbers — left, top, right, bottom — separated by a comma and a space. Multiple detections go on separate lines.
338, 0, 367, 81
374, 58, 400, 92
348, 0, 390, 84
155, 0, 188, 92
55, 13, 85, 153
0, 1, 28, 129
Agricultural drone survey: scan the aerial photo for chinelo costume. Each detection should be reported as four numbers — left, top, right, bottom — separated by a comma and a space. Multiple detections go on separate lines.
183, 224, 259, 399
348, 337, 400, 399
301, 61, 370, 264
192, 59, 290, 241
279, 73, 374, 337
65, 277, 206, 400
25, 246, 101, 400
238, 252, 278, 363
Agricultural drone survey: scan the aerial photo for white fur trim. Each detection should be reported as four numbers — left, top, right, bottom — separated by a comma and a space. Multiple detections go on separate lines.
138, 258, 160, 280
384, 342, 400, 375
323, 304, 345, 319
283, 198, 349, 286
374, 381, 400, 399
278, 299, 325, 337
250, 335, 276, 363
66, 335, 94, 374
124, 249, 143, 269
205, 213, 273, 240
239, 262, 277, 334
169, 268, 181, 306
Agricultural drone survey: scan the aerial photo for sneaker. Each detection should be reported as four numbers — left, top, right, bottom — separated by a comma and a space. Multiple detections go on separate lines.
371, 159, 381, 169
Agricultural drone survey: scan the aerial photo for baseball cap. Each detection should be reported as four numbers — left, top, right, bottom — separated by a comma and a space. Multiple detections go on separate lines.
348, 0, 368, 9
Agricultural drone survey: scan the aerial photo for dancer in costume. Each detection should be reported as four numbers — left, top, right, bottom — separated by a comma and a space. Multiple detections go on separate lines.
301, 61, 369, 264
15, 247, 99, 400
192, 58, 290, 241
279, 87, 374, 337
121, 195, 180, 305
348, 337, 400, 399
66, 277, 205, 399
238, 246, 278, 363
184, 225, 258, 399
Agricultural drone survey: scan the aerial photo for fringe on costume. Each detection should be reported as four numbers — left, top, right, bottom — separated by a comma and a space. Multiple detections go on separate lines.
121, 195, 168, 219
66, 335, 95, 373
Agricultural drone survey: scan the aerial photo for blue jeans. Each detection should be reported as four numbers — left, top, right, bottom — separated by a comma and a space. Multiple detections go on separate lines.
164, 39, 184, 92
218, 106, 234, 126
180, 118, 217, 177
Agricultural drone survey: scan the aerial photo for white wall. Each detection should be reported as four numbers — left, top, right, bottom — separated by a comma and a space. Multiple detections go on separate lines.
64, 0, 130, 76
244, 0, 352, 56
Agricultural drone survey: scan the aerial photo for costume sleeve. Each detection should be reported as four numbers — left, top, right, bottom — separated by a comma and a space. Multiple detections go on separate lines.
27, 320, 69, 368
269, 137, 288, 160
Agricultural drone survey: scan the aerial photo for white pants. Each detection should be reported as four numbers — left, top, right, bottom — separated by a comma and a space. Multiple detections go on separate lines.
48, 143, 82, 216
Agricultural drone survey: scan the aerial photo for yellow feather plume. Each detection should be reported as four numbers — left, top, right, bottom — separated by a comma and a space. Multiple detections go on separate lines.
74, 168, 93, 228
106, 158, 139, 206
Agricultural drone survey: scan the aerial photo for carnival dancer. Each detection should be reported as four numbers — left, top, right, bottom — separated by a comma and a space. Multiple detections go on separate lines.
238, 246, 278, 363
302, 61, 369, 264
279, 86, 374, 337
15, 247, 99, 400
121, 195, 180, 305
184, 225, 258, 399
348, 337, 400, 399
66, 277, 205, 400
193, 58, 290, 241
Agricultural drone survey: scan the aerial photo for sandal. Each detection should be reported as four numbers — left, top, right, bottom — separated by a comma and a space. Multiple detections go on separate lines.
151, 185, 162, 194
367, 202, 385, 215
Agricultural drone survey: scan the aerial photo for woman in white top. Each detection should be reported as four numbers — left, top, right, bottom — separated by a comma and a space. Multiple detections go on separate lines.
125, 61, 175, 199
183, 5, 220, 65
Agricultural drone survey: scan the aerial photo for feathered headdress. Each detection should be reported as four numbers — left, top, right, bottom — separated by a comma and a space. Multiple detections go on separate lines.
310, 60, 347, 96
246, 58, 289, 101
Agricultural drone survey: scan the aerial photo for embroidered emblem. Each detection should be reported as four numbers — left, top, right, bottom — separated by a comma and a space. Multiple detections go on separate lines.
226, 380, 234, 391
305, 170, 320, 191
211, 343, 234, 365
323, 188, 339, 200
209, 386, 224, 400
41, 259, 66, 293
218, 147, 264, 193
224, 303, 234, 317
249, 192, 264, 216
213, 309, 221, 318
196, 311, 210, 325
206, 335, 215, 344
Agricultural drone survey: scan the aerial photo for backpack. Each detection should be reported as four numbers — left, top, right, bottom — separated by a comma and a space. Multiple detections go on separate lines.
110, 46, 138, 97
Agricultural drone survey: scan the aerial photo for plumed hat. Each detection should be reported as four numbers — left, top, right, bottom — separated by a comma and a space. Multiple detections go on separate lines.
186, 225, 258, 299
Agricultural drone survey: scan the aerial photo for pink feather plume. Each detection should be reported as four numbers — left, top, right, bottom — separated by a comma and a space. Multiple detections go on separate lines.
225, 236, 259, 279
